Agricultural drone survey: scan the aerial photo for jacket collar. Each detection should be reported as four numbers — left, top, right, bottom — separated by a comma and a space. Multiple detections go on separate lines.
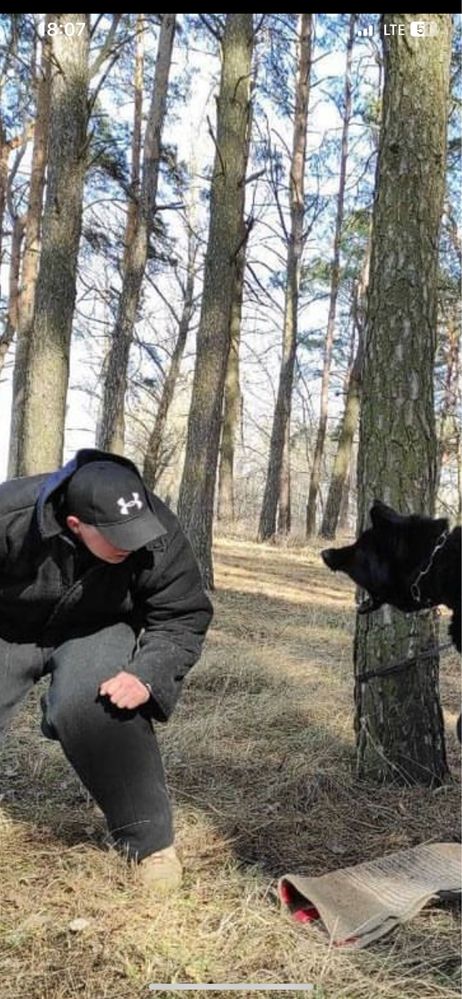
36, 448, 168, 545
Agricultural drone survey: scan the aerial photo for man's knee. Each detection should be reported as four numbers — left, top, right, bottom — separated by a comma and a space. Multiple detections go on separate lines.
49, 622, 137, 676
42, 623, 147, 744
42, 675, 103, 739
43, 674, 149, 744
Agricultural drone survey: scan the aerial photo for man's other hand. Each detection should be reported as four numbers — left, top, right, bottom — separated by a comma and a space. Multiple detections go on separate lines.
99, 671, 151, 709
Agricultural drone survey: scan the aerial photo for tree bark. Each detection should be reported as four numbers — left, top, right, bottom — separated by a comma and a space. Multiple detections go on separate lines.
0, 213, 24, 372
8, 18, 51, 476
277, 420, 291, 534
143, 219, 197, 490
258, 13, 312, 541
320, 241, 370, 539
354, 13, 452, 785
218, 90, 254, 526
19, 14, 90, 475
436, 312, 459, 497
306, 13, 355, 537
0, 17, 23, 301
338, 458, 354, 533
97, 14, 176, 454
177, 14, 254, 587
320, 339, 362, 540
124, 13, 144, 262
217, 236, 245, 522
0, 122, 8, 296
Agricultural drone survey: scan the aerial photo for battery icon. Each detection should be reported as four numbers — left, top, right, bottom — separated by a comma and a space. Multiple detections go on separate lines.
410, 21, 438, 37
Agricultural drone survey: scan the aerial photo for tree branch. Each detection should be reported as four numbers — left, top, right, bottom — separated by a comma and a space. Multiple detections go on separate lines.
89, 13, 122, 78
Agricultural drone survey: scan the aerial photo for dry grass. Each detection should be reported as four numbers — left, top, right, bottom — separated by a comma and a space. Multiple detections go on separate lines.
0, 537, 460, 999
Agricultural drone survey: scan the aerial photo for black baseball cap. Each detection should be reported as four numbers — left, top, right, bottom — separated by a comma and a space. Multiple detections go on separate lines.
66, 461, 165, 551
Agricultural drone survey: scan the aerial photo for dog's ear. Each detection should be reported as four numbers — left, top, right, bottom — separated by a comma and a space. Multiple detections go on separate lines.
433, 517, 449, 537
370, 499, 401, 527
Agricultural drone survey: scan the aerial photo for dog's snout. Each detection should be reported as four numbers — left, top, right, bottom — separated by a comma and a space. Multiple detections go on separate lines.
321, 548, 335, 569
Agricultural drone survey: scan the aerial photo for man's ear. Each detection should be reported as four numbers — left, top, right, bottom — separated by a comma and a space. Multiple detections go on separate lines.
66, 514, 80, 535
370, 500, 402, 528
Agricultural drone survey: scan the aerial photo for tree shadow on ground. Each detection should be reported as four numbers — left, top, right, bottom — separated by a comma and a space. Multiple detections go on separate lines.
1, 580, 459, 870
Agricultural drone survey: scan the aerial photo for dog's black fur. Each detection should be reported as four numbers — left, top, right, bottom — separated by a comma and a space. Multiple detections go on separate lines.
321, 500, 461, 736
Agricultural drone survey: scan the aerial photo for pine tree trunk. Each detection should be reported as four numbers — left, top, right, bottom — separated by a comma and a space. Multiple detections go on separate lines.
0, 18, 27, 299
143, 225, 196, 490
320, 253, 367, 540
8, 20, 51, 476
177, 14, 254, 587
338, 463, 353, 533
278, 420, 291, 534
457, 439, 462, 521
98, 14, 176, 454
124, 13, 144, 260
436, 313, 458, 495
19, 14, 90, 474
258, 13, 312, 542
306, 13, 355, 537
321, 238, 371, 538
217, 238, 245, 522
0, 123, 8, 297
320, 341, 362, 539
0, 213, 24, 371
354, 13, 452, 785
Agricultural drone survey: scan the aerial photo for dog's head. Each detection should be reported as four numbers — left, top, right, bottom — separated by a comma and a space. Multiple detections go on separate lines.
321, 500, 448, 614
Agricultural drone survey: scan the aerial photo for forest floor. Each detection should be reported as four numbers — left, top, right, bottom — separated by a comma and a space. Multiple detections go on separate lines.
0, 535, 460, 999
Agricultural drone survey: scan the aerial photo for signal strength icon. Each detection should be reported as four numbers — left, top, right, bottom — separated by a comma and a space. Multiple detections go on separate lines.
357, 24, 374, 37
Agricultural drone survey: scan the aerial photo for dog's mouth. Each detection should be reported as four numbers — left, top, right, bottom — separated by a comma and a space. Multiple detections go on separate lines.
357, 593, 383, 614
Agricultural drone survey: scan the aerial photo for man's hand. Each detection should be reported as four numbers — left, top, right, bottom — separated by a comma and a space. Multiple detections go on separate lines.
99, 671, 151, 710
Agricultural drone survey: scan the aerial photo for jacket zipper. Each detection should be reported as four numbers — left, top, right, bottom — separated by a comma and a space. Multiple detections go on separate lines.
43, 562, 106, 632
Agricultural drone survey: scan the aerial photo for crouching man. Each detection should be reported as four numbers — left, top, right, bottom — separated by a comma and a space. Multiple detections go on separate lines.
0, 449, 213, 892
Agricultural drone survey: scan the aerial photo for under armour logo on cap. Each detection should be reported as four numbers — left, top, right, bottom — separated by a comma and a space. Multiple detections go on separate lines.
117, 493, 143, 516
66, 458, 166, 551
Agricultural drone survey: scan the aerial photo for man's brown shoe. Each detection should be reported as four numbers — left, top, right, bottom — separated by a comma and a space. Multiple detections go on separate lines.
137, 845, 182, 892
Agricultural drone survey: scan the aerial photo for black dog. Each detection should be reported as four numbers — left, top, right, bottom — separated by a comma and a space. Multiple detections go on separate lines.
321, 500, 461, 735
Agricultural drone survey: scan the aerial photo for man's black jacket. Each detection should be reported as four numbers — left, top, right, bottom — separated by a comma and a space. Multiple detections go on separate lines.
0, 449, 213, 722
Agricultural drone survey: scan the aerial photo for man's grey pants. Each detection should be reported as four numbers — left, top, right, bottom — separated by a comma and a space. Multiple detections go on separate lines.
0, 622, 173, 861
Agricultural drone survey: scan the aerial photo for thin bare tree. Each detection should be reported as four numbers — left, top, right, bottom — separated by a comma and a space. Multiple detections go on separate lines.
258, 13, 313, 541
143, 201, 198, 490
306, 13, 356, 536
320, 240, 370, 539
8, 16, 52, 475
97, 14, 176, 453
